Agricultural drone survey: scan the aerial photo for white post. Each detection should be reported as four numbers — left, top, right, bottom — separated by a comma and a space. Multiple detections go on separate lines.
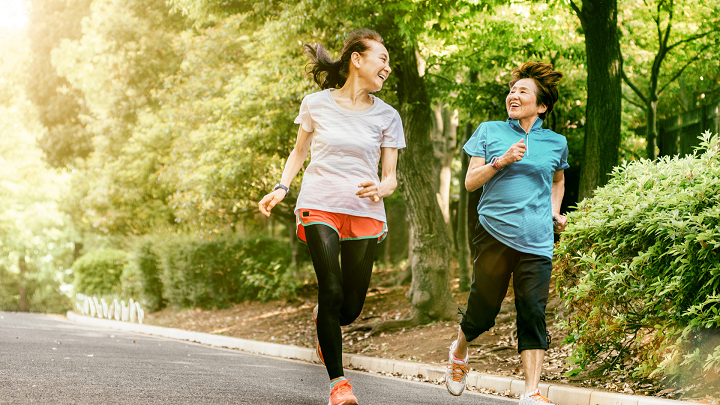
136, 303, 144, 324
88, 298, 96, 317
129, 299, 136, 323
121, 301, 129, 322
113, 299, 121, 321
101, 299, 108, 319
92, 297, 102, 318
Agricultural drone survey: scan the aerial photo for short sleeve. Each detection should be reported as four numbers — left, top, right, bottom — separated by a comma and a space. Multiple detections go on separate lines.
380, 110, 406, 149
463, 123, 487, 158
293, 96, 315, 132
557, 144, 570, 171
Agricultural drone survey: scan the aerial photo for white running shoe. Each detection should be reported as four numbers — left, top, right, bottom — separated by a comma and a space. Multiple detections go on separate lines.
444, 340, 470, 396
519, 388, 555, 405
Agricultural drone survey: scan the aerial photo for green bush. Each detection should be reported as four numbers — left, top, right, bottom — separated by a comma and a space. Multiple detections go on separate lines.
0, 265, 19, 311
556, 131, 720, 384
27, 271, 72, 314
156, 234, 306, 309
72, 248, 128, 297
0, 264, 71, 313
127, 237, 166, 311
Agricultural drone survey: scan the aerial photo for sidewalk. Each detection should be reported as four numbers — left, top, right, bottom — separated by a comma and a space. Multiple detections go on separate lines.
66, 311, 692, 405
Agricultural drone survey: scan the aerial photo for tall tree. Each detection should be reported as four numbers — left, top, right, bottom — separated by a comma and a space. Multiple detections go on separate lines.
570, 0, 624, 201
25, 0, 93, 168
620, 0, 720, 158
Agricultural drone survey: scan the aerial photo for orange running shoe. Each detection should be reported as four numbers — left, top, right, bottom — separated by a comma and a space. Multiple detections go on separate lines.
313, 304, 324, 364
328, 379, 358, 405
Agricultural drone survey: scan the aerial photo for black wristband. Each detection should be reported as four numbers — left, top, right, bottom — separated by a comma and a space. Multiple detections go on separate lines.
273, 183, 289, 195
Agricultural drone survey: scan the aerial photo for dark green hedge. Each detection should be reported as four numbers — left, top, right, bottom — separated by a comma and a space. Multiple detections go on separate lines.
155, 234, 305, 309
72, 248, 128, 297
128, 237, 166, 312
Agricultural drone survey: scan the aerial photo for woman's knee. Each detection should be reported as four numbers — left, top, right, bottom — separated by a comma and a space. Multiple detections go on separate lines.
338, 292, 365, 326
319, 284, 344, 311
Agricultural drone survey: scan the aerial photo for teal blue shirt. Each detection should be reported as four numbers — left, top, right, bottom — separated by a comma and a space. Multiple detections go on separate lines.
463, 118, 570, 259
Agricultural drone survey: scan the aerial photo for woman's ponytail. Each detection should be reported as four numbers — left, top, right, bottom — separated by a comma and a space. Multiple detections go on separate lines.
302, 29, 384, 90
303, 43, 346, 90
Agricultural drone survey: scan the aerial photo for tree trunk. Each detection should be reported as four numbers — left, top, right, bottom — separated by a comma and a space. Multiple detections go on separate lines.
457, 120, 474, 293
646, 98, 659, 159
18, 251, 28, 312
433, 103, 459, 249
573, 0, 623, 201
391, 42, 456, 322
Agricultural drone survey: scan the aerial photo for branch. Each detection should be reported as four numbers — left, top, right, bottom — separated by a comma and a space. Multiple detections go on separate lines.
621, 69, 649, 105
666, 28, 720, 53
622, 92, 647, 110
568, 0, 583, 23
658, 43, 714, 95
426, 72, 455, 84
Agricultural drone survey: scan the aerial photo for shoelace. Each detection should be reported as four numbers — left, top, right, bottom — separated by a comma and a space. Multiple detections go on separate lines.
448, 362, 469, 382
333, 380, 354, 397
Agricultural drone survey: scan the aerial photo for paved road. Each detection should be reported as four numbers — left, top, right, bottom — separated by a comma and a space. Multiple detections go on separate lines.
0, 312, 514, 404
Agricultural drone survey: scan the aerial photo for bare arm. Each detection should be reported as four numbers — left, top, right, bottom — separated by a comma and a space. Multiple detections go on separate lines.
464, 156, 493, 192
357, 147, 398, 202
258, 126, 313, 217
551, 170, 567, 233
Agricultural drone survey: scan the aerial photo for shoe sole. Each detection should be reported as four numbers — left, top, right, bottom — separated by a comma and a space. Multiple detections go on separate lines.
445, 382, 464, 397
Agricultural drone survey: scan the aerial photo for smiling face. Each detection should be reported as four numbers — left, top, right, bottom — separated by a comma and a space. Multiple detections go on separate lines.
352, 40, 392, 92
506, 78, 547, 122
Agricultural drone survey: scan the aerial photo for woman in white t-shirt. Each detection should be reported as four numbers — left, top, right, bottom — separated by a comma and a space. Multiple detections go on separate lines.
258, 29, 405, 405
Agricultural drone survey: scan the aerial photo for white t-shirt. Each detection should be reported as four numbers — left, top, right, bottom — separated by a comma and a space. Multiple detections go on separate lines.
293, 89, 406, 222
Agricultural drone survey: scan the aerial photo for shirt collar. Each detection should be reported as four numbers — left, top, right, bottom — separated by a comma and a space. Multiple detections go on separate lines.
507, 117, 544, 133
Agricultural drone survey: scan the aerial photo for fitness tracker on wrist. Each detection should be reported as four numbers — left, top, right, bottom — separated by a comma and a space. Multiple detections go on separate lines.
489, 156, 504, 171
273, 183, 289, 195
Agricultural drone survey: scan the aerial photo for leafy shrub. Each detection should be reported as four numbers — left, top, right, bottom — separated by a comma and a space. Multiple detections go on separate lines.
556, 132, 720, 384
0, 265, 19, 311
127, 237, 166, 311
0, 264, 71, 313
27, 271, 72, 314
72, 248, 128, 297
156, 234, 307, 309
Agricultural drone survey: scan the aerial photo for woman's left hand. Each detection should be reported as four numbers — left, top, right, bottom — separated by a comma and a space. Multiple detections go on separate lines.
553, 213, 568, 233
356, 181, 381, 202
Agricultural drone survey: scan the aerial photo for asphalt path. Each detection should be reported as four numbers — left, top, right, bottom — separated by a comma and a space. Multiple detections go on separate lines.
0, 312, 515, 404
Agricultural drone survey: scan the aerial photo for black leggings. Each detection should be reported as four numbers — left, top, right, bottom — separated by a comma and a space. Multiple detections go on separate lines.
305, 224, 377, 380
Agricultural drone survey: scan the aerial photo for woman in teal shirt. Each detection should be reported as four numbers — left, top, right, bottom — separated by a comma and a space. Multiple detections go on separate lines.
444, 62, 568, 405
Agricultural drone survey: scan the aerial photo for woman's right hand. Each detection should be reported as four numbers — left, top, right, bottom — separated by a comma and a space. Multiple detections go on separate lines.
499, 138, 526, 168
258, 189, 287, 217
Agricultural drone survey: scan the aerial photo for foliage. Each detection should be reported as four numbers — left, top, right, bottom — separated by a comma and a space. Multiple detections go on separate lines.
72, 248, 128, 297
52, 0, 189, 235
25, 0, 93, 168
155, 233, 309, 309
0, 31, 78, 314
126, 236, 166, 311
620, 0, 720, 158
556, 131, 720, 384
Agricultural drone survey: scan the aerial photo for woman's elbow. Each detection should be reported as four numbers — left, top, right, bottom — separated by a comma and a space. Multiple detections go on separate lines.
465, 177, 478, 193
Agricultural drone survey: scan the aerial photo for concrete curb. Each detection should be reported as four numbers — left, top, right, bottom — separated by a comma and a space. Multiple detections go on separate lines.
66, 312, 695, 405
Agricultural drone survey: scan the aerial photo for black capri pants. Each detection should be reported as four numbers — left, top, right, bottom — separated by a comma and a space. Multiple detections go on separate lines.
460, 222, 552, 353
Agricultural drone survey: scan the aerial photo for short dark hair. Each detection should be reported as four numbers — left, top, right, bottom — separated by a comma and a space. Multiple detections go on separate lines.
509, 62, 563, 120
302, 29, 384, 90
